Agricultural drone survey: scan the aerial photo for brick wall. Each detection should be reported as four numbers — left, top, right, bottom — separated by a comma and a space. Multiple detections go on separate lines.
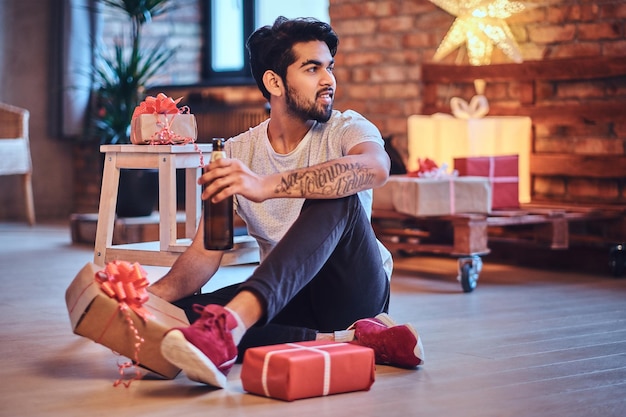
328, 0, 626, 156
93, 0, 626, 209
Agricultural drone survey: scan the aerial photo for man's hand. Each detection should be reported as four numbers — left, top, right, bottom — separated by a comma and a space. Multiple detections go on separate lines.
199, 157, 272, 204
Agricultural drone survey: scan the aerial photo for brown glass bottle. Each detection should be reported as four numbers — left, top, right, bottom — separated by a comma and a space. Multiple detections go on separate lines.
203, 138, 234, 250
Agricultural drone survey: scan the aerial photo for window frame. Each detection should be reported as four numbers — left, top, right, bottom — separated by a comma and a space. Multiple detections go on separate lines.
201, 0, 256, 85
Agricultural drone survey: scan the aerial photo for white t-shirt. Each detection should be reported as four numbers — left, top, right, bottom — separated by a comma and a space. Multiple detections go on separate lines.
225, 109, 393, 278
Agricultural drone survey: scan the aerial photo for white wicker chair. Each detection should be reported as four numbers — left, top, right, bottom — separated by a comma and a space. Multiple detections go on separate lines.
0, 102, 35, 225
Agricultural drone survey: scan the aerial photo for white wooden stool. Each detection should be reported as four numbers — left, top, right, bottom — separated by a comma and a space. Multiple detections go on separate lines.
93, 144, 259, 267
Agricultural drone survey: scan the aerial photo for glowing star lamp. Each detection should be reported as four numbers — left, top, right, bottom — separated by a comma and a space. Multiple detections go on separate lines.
430, 0, 526, 66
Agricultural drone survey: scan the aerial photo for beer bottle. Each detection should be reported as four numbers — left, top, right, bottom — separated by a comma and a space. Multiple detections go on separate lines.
203, 138, 234, 250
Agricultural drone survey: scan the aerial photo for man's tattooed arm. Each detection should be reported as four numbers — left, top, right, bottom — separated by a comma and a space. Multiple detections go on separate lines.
275, 162, 377, 197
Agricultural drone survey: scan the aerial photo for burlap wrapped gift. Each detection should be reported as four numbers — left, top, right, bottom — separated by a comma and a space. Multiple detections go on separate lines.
386, 175, 491, 217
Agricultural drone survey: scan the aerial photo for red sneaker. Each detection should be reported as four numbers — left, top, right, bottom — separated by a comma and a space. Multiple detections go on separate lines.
161, 304, 238, 387
349, 313, 425, 368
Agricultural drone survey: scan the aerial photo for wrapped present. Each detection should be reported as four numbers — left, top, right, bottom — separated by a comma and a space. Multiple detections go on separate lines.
407, 114, 531, 203
130, 93, 197, 145
65, 262, 189, 381
241, 341, 375, 401
386, 175, 491, 217
454, 155, 520, 209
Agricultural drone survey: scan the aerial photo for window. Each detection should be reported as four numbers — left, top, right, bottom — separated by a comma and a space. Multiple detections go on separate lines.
203, 0, 329, 83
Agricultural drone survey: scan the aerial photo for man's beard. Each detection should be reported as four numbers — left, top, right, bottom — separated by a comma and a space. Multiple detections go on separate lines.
285, 84, 333, 123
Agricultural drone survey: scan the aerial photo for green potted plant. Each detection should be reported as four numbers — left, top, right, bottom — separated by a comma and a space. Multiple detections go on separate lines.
90, 0, 177, 217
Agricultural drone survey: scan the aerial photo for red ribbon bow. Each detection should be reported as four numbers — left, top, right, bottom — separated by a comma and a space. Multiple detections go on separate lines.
132, 93, 184, 118
95, 260, 152, 320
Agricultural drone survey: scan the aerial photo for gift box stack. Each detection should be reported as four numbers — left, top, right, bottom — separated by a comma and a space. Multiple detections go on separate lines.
241, 341, 376, 401
407, 114, 531, 203
454, 155, 520, 210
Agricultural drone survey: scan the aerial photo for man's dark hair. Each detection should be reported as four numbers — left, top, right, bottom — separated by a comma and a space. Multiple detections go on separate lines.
246, 16, 339, 100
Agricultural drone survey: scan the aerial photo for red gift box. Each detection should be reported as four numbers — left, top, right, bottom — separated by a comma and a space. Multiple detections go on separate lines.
241, 341, 375, 401
454, 155, 520, 209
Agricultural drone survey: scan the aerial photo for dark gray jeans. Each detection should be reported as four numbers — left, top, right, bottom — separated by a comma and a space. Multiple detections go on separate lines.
173, 195, 390, 359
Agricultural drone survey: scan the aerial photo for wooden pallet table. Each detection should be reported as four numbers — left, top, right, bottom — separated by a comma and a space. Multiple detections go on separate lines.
372, 203, 626, 291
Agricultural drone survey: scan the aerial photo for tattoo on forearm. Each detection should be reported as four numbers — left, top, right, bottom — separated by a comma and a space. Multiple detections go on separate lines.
275, 162, 376, 197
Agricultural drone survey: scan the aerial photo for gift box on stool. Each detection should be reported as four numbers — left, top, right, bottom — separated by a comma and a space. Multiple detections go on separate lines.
383, 175, 491, 217
130, 113, 197, 144
65, 262, 190, 379
241, 341, 376, 401
454, 155, 519, 209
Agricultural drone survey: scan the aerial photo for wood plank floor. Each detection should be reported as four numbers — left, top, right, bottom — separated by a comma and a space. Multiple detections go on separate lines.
1, 222, 625, 417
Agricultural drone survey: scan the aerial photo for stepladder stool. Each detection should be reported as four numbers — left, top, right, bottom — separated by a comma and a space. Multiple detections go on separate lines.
93, 144, 259, 267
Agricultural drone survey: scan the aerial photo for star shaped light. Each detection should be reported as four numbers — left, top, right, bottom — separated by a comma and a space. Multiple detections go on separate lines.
430, 0, 526, 66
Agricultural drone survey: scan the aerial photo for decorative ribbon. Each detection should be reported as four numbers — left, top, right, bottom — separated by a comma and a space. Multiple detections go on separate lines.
261, 342, 347, 397
450, 95, 490, 119
411, 158, 458, 179
94, 260, 152, 387
448, 178, 456, 215
487, 156, 519, 185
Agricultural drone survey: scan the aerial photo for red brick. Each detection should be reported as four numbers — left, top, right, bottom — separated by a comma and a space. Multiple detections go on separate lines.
546, 5, 572, 23
330, 3, 369, 19
534, 176, 566, 197
578, 22, 622, 41
546, 42, 602, 58
381, 83, 420, 100
572, 137, 624, 155
528, 24, 576, 43
579, 3, 601, 21
342, 51, 384, 66
568, 178, 619, 200
378, 15, 417, 33
368, 99, 404, 115
358, 33, 402, 50
613, 122, 626, 138
350, 68, 371, 83
332, 18, 378, 36
534, 137, 571, 153
387, 49, 423, 66
600, 2, 626, 19
337, 35, 358, 52
345, 84, 383, 100
399, 1, 437, 15
370, 66, 410, 83
556, 81, 606, 99
403, 32, 441, 48
603, 40, 626, 56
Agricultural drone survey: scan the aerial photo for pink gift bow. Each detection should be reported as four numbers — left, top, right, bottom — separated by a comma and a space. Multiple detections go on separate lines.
95, 260, 152, 387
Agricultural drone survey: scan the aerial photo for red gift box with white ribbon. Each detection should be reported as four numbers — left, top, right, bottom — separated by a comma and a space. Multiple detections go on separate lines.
454, 155, 520, 209
241, 340, 375, 401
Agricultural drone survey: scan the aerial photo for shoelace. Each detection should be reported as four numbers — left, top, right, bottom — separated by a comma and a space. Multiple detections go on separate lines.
190, 304, 232, 340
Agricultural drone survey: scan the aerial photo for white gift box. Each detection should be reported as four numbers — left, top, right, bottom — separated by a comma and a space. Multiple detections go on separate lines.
374, 175, 492, 217
130, 113, 197, 145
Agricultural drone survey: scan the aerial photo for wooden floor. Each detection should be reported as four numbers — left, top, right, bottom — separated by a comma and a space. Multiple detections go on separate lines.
1, 222, 625, 417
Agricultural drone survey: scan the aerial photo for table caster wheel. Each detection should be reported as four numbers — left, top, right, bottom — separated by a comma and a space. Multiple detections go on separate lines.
609, 244, 625, 278
458, 256, 482, 293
